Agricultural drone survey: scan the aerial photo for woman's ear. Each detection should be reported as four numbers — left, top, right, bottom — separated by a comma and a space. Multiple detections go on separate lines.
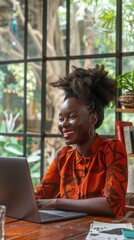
89, 113, 98, 126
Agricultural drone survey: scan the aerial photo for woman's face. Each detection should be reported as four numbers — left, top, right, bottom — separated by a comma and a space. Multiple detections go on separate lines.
58, 97, 96, 146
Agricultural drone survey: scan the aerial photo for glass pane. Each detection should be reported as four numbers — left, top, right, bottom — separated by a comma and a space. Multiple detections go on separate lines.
70, 58, 115, 76
47, 0, 67, 57
44, 137, 64, 173
28, 0, 43, 58
0, 63, 24, 133
26, 62, 42, 133
122, 112, 133, 123
70, 0, 116, 55
122, 56, 134, 73
0, 1, 24, 61
27, 137, 41, 188
122, 0, 134, 52
0, 136, 23, 157
98, 108, 115, 136
46, 61, 66, 134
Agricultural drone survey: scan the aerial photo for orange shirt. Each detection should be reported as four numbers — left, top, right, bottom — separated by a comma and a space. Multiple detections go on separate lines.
35, 135, 128, 217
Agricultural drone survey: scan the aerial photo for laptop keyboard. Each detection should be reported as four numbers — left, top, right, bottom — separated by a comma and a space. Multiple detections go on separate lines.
39, 211, 64, 222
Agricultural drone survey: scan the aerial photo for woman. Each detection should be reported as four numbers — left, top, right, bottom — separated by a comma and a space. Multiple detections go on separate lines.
35, 65, 128, 217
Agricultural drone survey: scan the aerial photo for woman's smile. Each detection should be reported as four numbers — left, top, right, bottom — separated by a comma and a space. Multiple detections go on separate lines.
62, 130, 75, 139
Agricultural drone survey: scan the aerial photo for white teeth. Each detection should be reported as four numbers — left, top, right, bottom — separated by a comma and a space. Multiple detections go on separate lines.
63, 131, 74, 137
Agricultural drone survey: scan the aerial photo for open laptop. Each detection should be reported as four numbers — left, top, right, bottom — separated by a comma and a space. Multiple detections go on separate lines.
0, 156, 87, 223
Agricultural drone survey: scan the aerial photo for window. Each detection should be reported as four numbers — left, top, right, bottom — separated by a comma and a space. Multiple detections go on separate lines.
0, 0, 134, 187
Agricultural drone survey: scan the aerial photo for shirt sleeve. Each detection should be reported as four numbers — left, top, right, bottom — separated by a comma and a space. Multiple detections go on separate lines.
102, 139, 128, 217
34, 159, 60, 199
34, 146, 70, 199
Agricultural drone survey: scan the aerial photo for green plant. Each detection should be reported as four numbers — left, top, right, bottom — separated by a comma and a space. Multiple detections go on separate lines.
115, 70, 134, 92
0, 112, 23, 157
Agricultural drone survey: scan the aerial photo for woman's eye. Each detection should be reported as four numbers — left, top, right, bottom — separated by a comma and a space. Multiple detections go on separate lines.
69, 115, 76, 120
59, 117, 64, 122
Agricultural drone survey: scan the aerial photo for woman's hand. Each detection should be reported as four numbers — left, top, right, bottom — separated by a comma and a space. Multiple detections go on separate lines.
36, 197, 114, 217
36, 199, 57, 209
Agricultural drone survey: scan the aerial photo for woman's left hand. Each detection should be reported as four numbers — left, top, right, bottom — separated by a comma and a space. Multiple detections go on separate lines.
36, 199, 56, 209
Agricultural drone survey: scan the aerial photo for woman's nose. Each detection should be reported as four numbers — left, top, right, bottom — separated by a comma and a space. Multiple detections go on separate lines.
61, 118, 70, 127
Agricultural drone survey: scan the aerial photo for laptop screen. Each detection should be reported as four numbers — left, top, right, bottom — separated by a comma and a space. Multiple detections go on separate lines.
0, 157, 40, 223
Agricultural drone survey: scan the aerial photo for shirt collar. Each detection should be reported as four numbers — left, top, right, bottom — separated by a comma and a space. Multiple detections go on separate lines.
74, 134, 102, 164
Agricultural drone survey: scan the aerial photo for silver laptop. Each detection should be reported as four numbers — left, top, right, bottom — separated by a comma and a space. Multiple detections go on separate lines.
0, 156, 87, 223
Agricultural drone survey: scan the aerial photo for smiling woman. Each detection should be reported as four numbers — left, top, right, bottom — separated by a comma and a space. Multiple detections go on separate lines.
34, 65, 128, 218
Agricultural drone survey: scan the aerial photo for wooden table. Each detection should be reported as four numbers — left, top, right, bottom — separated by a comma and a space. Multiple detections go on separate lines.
4, 215, 134, 240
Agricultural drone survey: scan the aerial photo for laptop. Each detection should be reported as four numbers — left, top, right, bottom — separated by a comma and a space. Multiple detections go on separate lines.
0, 156, 87, 223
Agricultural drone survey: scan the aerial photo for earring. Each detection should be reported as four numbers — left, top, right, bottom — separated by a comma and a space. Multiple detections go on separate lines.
88, 125, 95, 139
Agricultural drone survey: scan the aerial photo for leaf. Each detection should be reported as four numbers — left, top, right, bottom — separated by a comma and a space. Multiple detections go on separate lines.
4, 143, 23, 155
30, 161, 40, 173
0, 120, 7, 132
0, 136, 6, 143
115, 70, 134, 91
27, 155, 40, 163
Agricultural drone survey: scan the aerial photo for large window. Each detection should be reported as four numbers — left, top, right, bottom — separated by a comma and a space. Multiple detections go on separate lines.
0, 0, 134, 187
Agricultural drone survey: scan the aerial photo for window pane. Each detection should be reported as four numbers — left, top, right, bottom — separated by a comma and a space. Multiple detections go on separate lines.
46, 61, 65, 134
122, 56, 134, 72
70, 58, 115, 76
0, 1, 24, 61
47, 0, 67, 57
123, 0, 134, 52
122, 112, 133, 123
28, 0, 43, 58
70, 0, 116, 56
98, 108, 115, 136
0, 63, 24, 133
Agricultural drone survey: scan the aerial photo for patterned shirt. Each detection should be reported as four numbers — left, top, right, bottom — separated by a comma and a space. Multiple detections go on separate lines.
35, 135, 128, 217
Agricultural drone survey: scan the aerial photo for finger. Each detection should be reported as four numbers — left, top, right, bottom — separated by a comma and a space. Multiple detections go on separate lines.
36, 200, 43, 206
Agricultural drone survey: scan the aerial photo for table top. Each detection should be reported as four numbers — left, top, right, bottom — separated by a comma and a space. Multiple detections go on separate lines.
5, 215, 134, 240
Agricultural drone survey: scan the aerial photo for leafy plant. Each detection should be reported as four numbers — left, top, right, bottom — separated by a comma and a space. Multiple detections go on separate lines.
115, 70, 134, 92
0, 112, 23, 157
